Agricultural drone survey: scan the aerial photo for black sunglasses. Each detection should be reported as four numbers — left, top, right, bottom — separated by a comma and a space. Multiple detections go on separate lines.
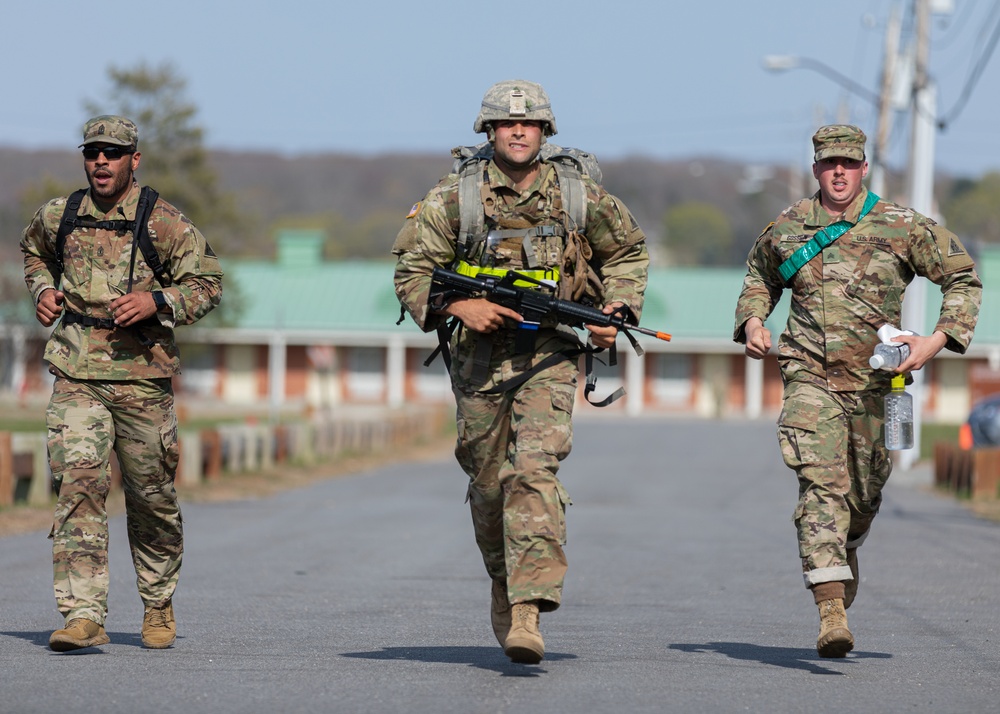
82, 146, 134, 160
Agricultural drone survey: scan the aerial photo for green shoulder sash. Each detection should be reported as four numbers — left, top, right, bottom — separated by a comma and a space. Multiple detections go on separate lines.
778, 191, 880, 284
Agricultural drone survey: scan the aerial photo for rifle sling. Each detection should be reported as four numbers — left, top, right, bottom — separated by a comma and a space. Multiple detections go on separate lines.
480, 340, 625, 408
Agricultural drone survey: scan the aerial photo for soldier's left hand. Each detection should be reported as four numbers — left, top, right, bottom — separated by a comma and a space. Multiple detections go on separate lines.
895, 331, 948, 373
586, 302, 624, 349
110, 292, 158, 326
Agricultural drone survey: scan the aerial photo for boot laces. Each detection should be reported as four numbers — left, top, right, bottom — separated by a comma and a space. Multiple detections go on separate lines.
514, 604, 536, 627
146, 607, 170, 628
820, 600, 847, 629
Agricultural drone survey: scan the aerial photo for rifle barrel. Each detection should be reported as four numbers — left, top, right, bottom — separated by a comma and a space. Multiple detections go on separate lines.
631, 325, 672, 342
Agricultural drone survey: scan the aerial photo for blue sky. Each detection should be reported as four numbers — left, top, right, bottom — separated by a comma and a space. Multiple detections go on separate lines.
4, 0, 999, 177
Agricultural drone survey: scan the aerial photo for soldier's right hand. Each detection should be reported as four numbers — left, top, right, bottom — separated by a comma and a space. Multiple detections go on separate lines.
442, 297, 522, 333
744, 317, 772, 359
36, 288, 64, 327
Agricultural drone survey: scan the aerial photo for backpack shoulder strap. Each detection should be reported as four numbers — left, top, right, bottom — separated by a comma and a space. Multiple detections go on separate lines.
451, 142, 493, 260
540, 144, 599, 233
548, 160, 586, 232
55, 188, 89, 276
134, 186, 170, 287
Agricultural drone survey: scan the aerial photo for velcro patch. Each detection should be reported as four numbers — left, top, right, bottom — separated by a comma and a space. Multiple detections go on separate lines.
406, 202, 422, 219
931, 226, 975, 274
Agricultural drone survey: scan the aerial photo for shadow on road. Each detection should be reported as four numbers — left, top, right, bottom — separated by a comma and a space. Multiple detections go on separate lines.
342, 645, 578, 676
669, 642, 891, 675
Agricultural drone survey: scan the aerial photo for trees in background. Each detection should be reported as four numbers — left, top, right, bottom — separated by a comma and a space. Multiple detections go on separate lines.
942, 172, 1000, 249
84, 62, 245, 259
661, 202, 735, 267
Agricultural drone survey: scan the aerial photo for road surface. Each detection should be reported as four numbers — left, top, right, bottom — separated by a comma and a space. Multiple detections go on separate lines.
1, 418, 998, 713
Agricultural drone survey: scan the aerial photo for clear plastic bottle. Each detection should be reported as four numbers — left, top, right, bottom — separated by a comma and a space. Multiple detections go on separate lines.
869, 342, 911, 371
885, 374, 914, 450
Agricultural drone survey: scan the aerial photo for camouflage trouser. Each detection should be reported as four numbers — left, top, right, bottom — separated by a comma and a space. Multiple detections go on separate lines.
454, 357, 576, 612
777, 380, 890, 588
46, 371, 182, 625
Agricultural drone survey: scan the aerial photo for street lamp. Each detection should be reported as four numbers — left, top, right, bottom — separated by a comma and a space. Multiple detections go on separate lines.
762, 55, 881, 107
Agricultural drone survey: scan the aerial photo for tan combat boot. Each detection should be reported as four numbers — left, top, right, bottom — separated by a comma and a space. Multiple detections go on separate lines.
844, 548, 859, 609
816, 598, 854, 658
504, 602, 544, 664
491, 579, 512, 647
141, 601, 176, 649
49, 618, 110, 652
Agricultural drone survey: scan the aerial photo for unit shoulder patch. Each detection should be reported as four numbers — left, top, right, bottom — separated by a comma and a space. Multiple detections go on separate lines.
406, 202, 422, 219
930, 225, 975, 275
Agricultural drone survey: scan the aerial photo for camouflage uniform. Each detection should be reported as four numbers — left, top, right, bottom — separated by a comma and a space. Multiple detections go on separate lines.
393, 91, 647, 611
734, 126, 981, 591
21, 116, 223, 627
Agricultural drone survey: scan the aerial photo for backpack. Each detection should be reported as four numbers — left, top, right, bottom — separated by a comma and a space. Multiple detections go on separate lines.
450, 141, 601, 263
55, 186, 170, 291
450, 141, 606, 305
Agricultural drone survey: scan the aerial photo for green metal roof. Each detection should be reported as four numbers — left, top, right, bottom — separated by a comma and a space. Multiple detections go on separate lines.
225, 255, 784, 342
0, 241, 992, 348
226, 243, 996, 345
229, 259, 401, 332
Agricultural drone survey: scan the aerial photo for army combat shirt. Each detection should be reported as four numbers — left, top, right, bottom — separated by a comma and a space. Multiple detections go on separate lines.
734, 186, 981, 392
21, 181, 223, 381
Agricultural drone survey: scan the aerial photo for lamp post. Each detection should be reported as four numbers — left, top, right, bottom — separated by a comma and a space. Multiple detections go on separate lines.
762, 55, 881, 107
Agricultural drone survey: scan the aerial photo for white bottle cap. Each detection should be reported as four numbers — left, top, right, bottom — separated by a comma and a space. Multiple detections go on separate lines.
869, 354, 886, 369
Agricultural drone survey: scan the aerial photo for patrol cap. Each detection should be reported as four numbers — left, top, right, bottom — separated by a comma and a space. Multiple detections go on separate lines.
812, 124, 866, 162
79, 115, 139, 148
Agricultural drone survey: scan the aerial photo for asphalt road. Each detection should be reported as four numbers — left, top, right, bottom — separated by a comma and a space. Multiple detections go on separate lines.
1, 418, 998, 714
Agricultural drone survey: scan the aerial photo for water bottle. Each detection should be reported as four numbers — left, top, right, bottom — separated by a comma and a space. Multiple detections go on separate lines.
885, 374, 914, 450
869, 342, 910, 371
870, 324, 915, 371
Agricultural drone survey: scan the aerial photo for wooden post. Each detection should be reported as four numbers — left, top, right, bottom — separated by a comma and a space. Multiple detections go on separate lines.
0, 432, 13, 507
972, 448, 1000, 499
201, 429, 222, 481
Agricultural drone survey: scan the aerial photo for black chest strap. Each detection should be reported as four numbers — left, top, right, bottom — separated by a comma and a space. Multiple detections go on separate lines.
55, 186, 168, 288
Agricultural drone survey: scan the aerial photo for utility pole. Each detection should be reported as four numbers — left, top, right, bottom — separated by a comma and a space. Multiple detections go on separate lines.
900, 0, 940, 470
870, 2, 903, 196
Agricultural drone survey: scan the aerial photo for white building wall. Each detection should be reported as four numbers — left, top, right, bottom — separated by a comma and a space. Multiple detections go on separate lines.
936, 359, 970, 422
223, 345, 259, 404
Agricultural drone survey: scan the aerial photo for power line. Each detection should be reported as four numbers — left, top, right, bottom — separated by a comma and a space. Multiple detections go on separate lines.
934, 0, 977, 51
939, 8, 1000, 128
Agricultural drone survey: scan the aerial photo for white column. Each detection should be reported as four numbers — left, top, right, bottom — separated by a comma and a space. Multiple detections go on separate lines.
387, 336, 406, 408
745, 356, 764, 419
625, 348, 646, 417
11, 325, 27, 397
268, 331, 286, 421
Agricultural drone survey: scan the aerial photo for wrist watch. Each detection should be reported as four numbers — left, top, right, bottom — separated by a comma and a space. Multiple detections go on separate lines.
152, 291, 167, 311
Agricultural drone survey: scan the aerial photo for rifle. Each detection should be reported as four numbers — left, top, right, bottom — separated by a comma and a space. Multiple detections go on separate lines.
430, 266, 671, 355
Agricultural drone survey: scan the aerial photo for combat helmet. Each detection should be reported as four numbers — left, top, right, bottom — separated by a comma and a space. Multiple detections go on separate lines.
474, 80, 557, 137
